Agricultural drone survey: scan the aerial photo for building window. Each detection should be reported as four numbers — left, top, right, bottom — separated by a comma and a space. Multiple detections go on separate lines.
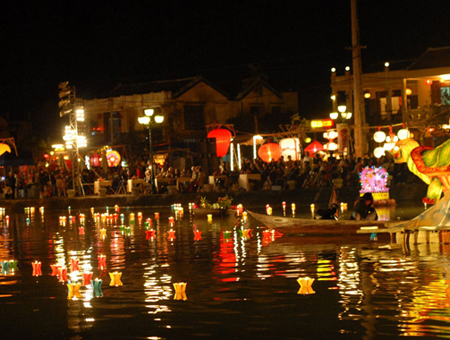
184, 105, 204, 130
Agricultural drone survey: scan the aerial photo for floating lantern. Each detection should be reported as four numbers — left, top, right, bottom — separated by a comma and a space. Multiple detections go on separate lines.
169, 216, 175, 225
207, 128, 232, 157
100, 228, 107, 238
67, 282, 82, 300
236, 204, 243, 216
50, 264, 60, 276
70, 258, 79, 272
32, 261, 42, 276
267, 207, 272, 216
194, 230, 202, 241
91, 279, 103, 297
79, 226, 85, 235
223, 231, 231, 240
146, 229, 156, 240
154, 212, 160, 220
1, 261, 10, 275
114, 205, 119, 212
242, 211, 248, 222
9, 260, 18, 272
168, 229, 176, 240
59, 267, 68, 282
98, 255, 107, 268
173, 282, 188, 301
82, 272, 93, 287
207, 214, 213, 223
291, 203, 296, 217
241, 229, 251, 239
91, 207, 95, 215
310, 204, 315, 217
258, 141, 282, 163
282, 202, 286, 216
109, 272, 123, 286
297, 277, 315, 295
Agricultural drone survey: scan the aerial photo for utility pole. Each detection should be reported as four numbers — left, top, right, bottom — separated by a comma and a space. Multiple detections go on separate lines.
351, 0, 366, 158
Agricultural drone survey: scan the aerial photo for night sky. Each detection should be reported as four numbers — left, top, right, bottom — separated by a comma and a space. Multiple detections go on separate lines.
1, 0, 450, 139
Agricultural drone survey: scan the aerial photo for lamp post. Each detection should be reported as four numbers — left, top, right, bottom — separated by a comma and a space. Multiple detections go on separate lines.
330, 105, 352, 155
138, 109, 164, 193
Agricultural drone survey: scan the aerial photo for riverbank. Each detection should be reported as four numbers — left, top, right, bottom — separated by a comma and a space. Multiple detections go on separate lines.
0, 182, 428, 212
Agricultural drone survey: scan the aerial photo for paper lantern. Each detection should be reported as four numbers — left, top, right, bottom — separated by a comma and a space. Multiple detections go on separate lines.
258, 142, 282, 162
279, 138, 300, 160
304, 140, 323, 154
207, 128, 232, 157
106, 150, 121, 167
397, 129, 410, 140
373, 131, 386, 143
373, 147, 385, 158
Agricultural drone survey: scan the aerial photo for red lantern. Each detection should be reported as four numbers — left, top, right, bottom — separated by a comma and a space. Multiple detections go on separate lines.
258, 142, 282, 163
207, 128, 232, 157
304, 140, 324, 154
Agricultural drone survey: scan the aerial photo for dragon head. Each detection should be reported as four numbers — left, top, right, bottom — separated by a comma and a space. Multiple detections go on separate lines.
390, 138, 419, 163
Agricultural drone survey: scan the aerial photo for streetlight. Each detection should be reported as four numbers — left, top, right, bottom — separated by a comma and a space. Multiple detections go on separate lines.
138, 108, 164, 193
330, 105, 352, 122
329, 104, 352, 155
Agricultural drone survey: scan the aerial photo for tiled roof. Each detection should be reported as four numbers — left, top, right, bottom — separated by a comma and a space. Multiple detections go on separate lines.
408, 46, 450, 70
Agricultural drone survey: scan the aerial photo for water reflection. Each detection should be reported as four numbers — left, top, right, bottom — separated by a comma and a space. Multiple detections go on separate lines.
0, 203, 449, 338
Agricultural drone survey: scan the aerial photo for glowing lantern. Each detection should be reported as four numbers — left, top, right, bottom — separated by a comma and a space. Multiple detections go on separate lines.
397, 128, 411, 140
373, 131, 386, 143
207, 128, 232, 157
258, 142, 282, 162
106, 150, 121, 167
373, 147, 385, 158
304, 140, 323, 154
279, 138, 300, 160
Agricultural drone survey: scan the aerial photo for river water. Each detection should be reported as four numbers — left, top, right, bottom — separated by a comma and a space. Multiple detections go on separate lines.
1, 203, 449, 339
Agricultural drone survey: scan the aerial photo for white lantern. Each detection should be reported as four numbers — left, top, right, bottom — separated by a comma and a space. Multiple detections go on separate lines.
279, 138, 300, 161
383, 142, 395, 151
323, 130, 338, 140
373, 131, 386, 143
397, 128, 411, 140
373, 147, 385, 158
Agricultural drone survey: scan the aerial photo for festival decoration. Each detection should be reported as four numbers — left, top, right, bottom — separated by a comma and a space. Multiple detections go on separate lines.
359, 166, 390, 201
70, 258, 79, 272
282, 202, 286, 216
240, 229, 251, 239
207, 128, 232, 157
279, 138, 300, 161
9, 260, 18, 272
50, 264, 60, 276
291, 203, 296, 217
0, 143, 11, 157
391, 138, 450, 204
98, 255, 107, 269
297, 277, 315, 295
32, 261, 42, 276
168, 229, 176, 240
109, 272, 123, 286
146, 229, 156, 240
82, 272, 93, 287
258, 141, 282, 163
223, 231, 231, 240
173, 282, 188, 301
67, 282, 82, 300
194, 230, 202, 241
1, 261, 10, 275
304, 140, 323, 154
106, 150, 121, 167
91, 279, 103, 297
59, 267, 68, 282
79, 226, 85, 235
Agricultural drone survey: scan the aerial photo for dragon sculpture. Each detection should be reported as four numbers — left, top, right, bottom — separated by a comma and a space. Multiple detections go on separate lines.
391, 138, 450, 204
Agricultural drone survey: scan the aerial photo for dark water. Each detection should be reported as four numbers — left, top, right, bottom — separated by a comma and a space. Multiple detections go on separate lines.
0, 203, 449, 339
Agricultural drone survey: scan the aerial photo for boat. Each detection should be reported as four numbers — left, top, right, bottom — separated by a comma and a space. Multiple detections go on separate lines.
247, 210, 401, 235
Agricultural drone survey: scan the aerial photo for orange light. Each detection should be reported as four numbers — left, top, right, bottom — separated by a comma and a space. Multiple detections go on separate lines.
428, 127, 435, 132
311, 119, 334, 129
425, 79, 433, 86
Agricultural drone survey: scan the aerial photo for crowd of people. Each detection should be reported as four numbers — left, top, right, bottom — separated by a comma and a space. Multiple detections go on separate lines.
1, 151, 416, 199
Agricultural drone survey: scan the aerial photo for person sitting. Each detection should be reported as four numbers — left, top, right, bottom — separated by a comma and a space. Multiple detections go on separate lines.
351, 193, 378, 220
314, 204, 339, 220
